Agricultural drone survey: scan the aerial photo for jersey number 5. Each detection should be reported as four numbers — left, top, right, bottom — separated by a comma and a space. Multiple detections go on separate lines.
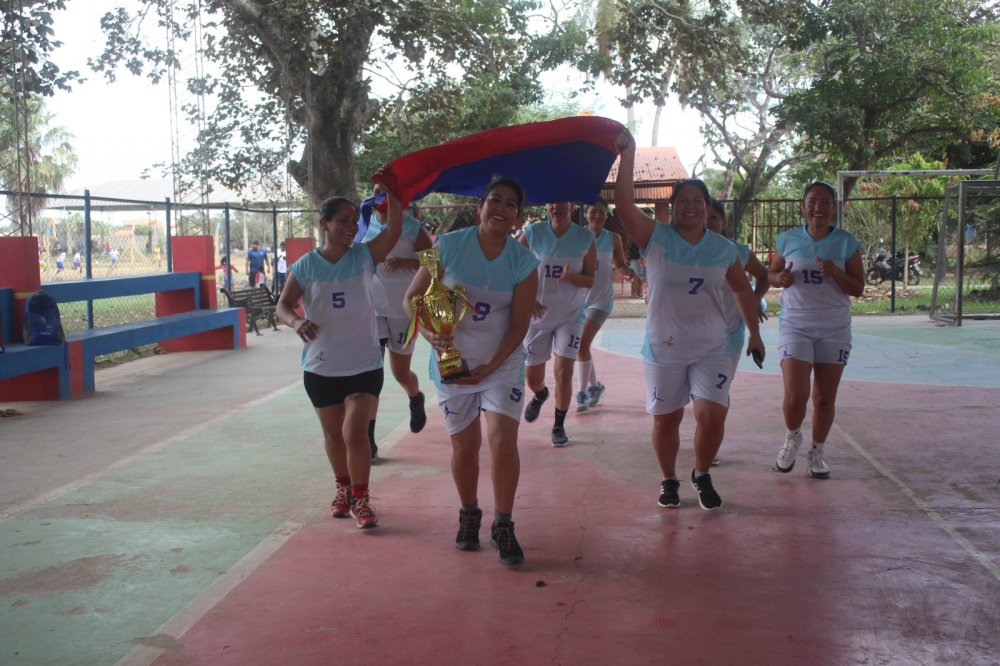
331, 292, 346, 309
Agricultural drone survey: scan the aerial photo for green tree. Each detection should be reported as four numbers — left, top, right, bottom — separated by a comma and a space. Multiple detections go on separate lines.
776, 0, 1000, 198
92, 0, 574, 207
0, 97, 77, 225
1, 0, 82, 97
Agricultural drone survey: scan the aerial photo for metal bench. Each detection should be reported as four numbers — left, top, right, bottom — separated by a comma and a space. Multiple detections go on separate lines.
219, 285, 280, 336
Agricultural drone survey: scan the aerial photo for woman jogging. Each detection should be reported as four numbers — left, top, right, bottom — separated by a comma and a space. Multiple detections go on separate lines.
276, 179, 403, 529
615, 131, 765, 510
769, 182, 864, 479
405, 176, 539, 566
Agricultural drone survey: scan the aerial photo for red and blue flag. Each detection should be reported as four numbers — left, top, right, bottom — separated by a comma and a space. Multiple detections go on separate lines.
358, 115, 625, 241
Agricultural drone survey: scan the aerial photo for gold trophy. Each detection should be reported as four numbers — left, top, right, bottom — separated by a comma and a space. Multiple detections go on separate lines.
410, 247, 471, 383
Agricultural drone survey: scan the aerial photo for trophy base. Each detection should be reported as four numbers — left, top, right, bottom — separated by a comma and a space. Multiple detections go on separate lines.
439, 358, 471, 384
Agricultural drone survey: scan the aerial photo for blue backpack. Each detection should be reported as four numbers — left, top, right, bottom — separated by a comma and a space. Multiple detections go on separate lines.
23, 290, 65, 346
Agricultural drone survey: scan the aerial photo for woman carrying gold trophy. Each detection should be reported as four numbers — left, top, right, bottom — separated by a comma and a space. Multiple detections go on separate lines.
404, 176, 539, 567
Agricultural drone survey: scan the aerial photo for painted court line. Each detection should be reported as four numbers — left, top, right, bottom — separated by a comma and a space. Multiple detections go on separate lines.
834, 423, 1000, 583
110, 399, 428, 666
0, 381, 303, 523
113, 519, 306, 666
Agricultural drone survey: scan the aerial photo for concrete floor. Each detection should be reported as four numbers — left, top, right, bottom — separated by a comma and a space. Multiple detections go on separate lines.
1, 315, 999, 665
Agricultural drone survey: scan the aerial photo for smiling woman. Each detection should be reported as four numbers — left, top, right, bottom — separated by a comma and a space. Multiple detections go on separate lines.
403, 175, 539, 567
614, 130, 765, 512
275, 181, 403, 531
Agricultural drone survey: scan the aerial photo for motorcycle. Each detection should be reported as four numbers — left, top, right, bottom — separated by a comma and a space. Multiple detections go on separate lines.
865, 248, 922, 286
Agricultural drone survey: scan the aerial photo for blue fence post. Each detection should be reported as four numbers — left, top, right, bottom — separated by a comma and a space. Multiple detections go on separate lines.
890, 196, 897, 314
165, 197, 173, 273
84, 189, 94, 329
224, 203, 232, 291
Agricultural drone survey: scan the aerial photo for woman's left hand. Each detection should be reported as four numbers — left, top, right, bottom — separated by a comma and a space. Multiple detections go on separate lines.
816, 256, 838, 278
746, 334, 765, 361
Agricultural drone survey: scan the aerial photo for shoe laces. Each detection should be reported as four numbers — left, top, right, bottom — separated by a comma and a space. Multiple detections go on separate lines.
493, 523, 518, 550
808, 446, 826, 465
354, 495, 375, 517
333, 485, 351, 506
458, 511, 481, 535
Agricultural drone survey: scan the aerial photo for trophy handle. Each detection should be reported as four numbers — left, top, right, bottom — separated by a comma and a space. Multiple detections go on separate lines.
453, 284, 469, 325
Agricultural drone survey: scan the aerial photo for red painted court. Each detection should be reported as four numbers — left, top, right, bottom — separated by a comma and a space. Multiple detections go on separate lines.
1, 319, 998, 665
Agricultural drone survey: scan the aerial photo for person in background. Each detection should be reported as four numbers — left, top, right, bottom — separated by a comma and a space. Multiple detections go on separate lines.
215, 256, 239, 291
275, 241, 287, 293
364, 182, 432, 461
519, 201, 596, 447
704, 199, 770, 465
73, 251, 82, 273
574, 197, 637, 412
626, 239, 644, 298
55, 251, 66, 275
245, 240, 270, 290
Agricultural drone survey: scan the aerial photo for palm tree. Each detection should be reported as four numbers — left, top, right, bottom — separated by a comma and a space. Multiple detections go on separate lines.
0, 95, 78, 235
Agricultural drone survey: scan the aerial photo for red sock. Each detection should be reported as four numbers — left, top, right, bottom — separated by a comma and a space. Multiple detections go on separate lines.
352, 484, 369, 501
335, 476, 351, 488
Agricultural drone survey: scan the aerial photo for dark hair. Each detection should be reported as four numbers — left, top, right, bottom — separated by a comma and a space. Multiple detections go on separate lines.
803, 181, 837, 203
586, 196, 609, 212
669, 179, 711, 205
479, 175, 526, 215
319, 197, 358, 221
708, 199, 727, 218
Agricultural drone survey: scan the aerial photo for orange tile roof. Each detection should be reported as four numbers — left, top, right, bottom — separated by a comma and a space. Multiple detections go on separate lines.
602, 146, 688, 203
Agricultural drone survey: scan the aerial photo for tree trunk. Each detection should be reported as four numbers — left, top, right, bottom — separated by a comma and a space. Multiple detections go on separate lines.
650, 70, 672, 147
283, 11, 380, 208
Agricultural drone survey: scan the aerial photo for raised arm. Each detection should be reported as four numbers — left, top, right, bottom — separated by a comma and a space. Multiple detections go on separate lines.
366, 187, 403, 265
613, 131, 655, 250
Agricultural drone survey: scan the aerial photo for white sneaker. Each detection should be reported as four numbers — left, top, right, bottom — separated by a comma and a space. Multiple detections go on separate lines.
807, 444, 830, 479
776, 431, 803, 473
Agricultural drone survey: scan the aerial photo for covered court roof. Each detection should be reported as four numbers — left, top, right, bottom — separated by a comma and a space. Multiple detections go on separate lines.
601, 146, 688, 203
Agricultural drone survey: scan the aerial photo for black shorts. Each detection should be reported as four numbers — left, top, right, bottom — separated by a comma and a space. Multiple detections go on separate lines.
303, 368, 384, 408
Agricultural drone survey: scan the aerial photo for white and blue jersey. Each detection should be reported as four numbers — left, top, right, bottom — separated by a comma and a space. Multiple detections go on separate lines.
290, 246, 382, 377
524, 221, 595, 329
364, 213, 423, 319
585, 229, 616, 313
433, 227, 539, 393
641, 223, 738, 365
724, 242, 752, 355
776, 225, 861, 338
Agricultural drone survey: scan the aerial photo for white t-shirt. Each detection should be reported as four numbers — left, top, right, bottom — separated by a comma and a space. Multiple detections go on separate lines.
290, 245, 382, 377
276, 248, 287, 273
364, 213, 423, 319
642, 223, 738, 365
523, 221, 595, 330
776, 225, 861, 337
432, 226, 539, 394
585, 228, 616, 312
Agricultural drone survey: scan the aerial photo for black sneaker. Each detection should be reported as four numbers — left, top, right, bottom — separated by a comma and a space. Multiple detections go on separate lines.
658, 479, 680, 508
690, 470, 722, 510
490, 521, 525, 566
550, 426, 569, 447
409, 391, 427, 433
455, 508, 482, 551
523, 387, 548, 423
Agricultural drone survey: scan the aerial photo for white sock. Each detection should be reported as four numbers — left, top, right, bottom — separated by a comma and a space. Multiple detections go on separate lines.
811, 440, 825, 450
589, 360, 598, 387
694, 469, 707, 478
663, 476, 678, 482
576, 359, 592, 394
787, 428, 802, 439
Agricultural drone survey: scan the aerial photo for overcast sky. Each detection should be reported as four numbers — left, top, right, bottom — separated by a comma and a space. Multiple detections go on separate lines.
44, 2, 707, 194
